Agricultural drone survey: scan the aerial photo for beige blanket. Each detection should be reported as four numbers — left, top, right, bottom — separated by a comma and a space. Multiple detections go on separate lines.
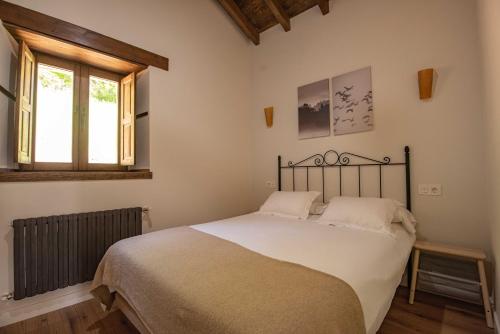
91, 226, 365, 334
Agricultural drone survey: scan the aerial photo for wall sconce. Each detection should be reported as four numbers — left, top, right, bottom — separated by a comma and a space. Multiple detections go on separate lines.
264, 107, 274, 128
418, 68, 434, 100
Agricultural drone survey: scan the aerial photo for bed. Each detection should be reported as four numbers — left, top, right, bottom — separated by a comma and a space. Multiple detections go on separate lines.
92, 146, 414, 334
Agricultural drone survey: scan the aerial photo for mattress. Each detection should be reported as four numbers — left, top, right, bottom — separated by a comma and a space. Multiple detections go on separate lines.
192, 213, 415, 334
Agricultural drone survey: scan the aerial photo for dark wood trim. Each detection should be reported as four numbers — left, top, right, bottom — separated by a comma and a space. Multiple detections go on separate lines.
136, 112, 149, 119
4, 23, 146, 75
0, 170, 153, 182
216, 0, 260, 45
20, 163, 74, 171
318, 0, 330, 15
0, 0, 169, 71
0, 83, 15, 101
263, 0, 290, 32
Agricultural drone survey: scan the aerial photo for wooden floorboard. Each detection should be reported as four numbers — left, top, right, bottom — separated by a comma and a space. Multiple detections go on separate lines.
0, 287, 494, 334
378, 288, 494, 334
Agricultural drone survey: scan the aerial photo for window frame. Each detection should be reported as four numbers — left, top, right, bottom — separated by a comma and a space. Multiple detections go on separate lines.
20, 52, 126, 172
79, 66, 125, 171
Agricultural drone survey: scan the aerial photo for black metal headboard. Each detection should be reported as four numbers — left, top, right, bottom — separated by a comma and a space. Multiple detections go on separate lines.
278, 146, 413, 286
278, 146, 411, 211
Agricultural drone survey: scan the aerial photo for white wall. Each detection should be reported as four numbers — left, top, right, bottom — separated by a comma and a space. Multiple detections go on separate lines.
477, 0, 500, 322
250, 0, 490, 251
0, 0, 254, 295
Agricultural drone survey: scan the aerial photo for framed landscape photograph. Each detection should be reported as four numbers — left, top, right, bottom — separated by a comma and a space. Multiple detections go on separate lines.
298, 79, 331, 139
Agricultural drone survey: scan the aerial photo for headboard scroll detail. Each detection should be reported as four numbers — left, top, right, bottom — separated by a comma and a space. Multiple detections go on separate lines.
278, 146, 411, 211
287, 150, 391, 167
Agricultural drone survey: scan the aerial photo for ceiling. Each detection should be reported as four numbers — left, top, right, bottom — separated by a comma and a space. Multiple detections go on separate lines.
216, 0, 330, 45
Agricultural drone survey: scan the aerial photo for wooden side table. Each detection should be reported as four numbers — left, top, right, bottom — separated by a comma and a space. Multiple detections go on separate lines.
409, 240, 493, 328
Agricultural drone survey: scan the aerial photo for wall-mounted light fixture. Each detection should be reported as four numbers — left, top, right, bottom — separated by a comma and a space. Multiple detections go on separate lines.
418, 68, 434, 100
264, 107, 274, 128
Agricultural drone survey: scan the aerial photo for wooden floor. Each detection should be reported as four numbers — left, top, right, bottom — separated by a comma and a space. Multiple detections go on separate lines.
0, 300, 139, 334
379, 288, 494, 334
0, 288, 494, 334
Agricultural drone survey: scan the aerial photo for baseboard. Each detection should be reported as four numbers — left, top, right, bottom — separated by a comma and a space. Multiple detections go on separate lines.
0, 282, 93, 327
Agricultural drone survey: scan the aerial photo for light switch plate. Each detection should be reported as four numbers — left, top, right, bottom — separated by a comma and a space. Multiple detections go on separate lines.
418, 184, 430, 195
265, 180, 276, 188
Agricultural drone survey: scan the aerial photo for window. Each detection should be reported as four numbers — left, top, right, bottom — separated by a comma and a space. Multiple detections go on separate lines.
88, 75, 119, 164
35, 61, 74, 164
15, 41, 136, 171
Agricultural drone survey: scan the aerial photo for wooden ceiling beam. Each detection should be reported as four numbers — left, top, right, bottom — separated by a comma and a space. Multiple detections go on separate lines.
216, 0, 260, 45
318, 0, 330, 15
263, 0, 290, 32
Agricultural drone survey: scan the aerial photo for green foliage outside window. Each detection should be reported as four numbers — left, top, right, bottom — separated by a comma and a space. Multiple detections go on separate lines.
39, 67, 117, 103
90, 77, 118, 103
39, 68, 72, 91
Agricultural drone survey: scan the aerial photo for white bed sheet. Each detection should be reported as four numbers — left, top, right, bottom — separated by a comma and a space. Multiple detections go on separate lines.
192, 213, 415, 334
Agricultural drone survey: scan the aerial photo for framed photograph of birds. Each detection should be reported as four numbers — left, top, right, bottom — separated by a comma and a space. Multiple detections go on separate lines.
331, 67, 374, 135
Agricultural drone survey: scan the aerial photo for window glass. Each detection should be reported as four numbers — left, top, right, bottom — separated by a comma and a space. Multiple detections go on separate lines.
35, 64, 73, 163
88, 76, 119, 164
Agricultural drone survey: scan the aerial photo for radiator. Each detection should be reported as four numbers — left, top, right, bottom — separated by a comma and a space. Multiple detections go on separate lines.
13, 207, 143, 300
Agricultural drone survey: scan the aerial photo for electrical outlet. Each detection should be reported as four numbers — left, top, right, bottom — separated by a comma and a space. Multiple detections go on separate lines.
428, 184, 442, 196
265, 180, 276, 189
418, 184, 442, 196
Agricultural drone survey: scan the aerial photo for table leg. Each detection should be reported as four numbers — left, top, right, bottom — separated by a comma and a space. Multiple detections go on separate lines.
409, 249, 420, 304
477, 260, 494, 328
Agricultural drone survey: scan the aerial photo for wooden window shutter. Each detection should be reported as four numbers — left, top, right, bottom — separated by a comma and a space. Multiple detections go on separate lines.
15, 41, 36, 164
120, 72, 135, 166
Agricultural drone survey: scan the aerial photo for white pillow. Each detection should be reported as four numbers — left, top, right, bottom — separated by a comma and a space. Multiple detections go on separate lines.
259, 191, 320, 220
309, 202, 328, 215
393, 206, 417, 234
318, 196, 398, 235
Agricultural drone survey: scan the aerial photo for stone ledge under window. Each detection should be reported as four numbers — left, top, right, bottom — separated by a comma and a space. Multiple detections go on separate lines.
0, 170, 153, 182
